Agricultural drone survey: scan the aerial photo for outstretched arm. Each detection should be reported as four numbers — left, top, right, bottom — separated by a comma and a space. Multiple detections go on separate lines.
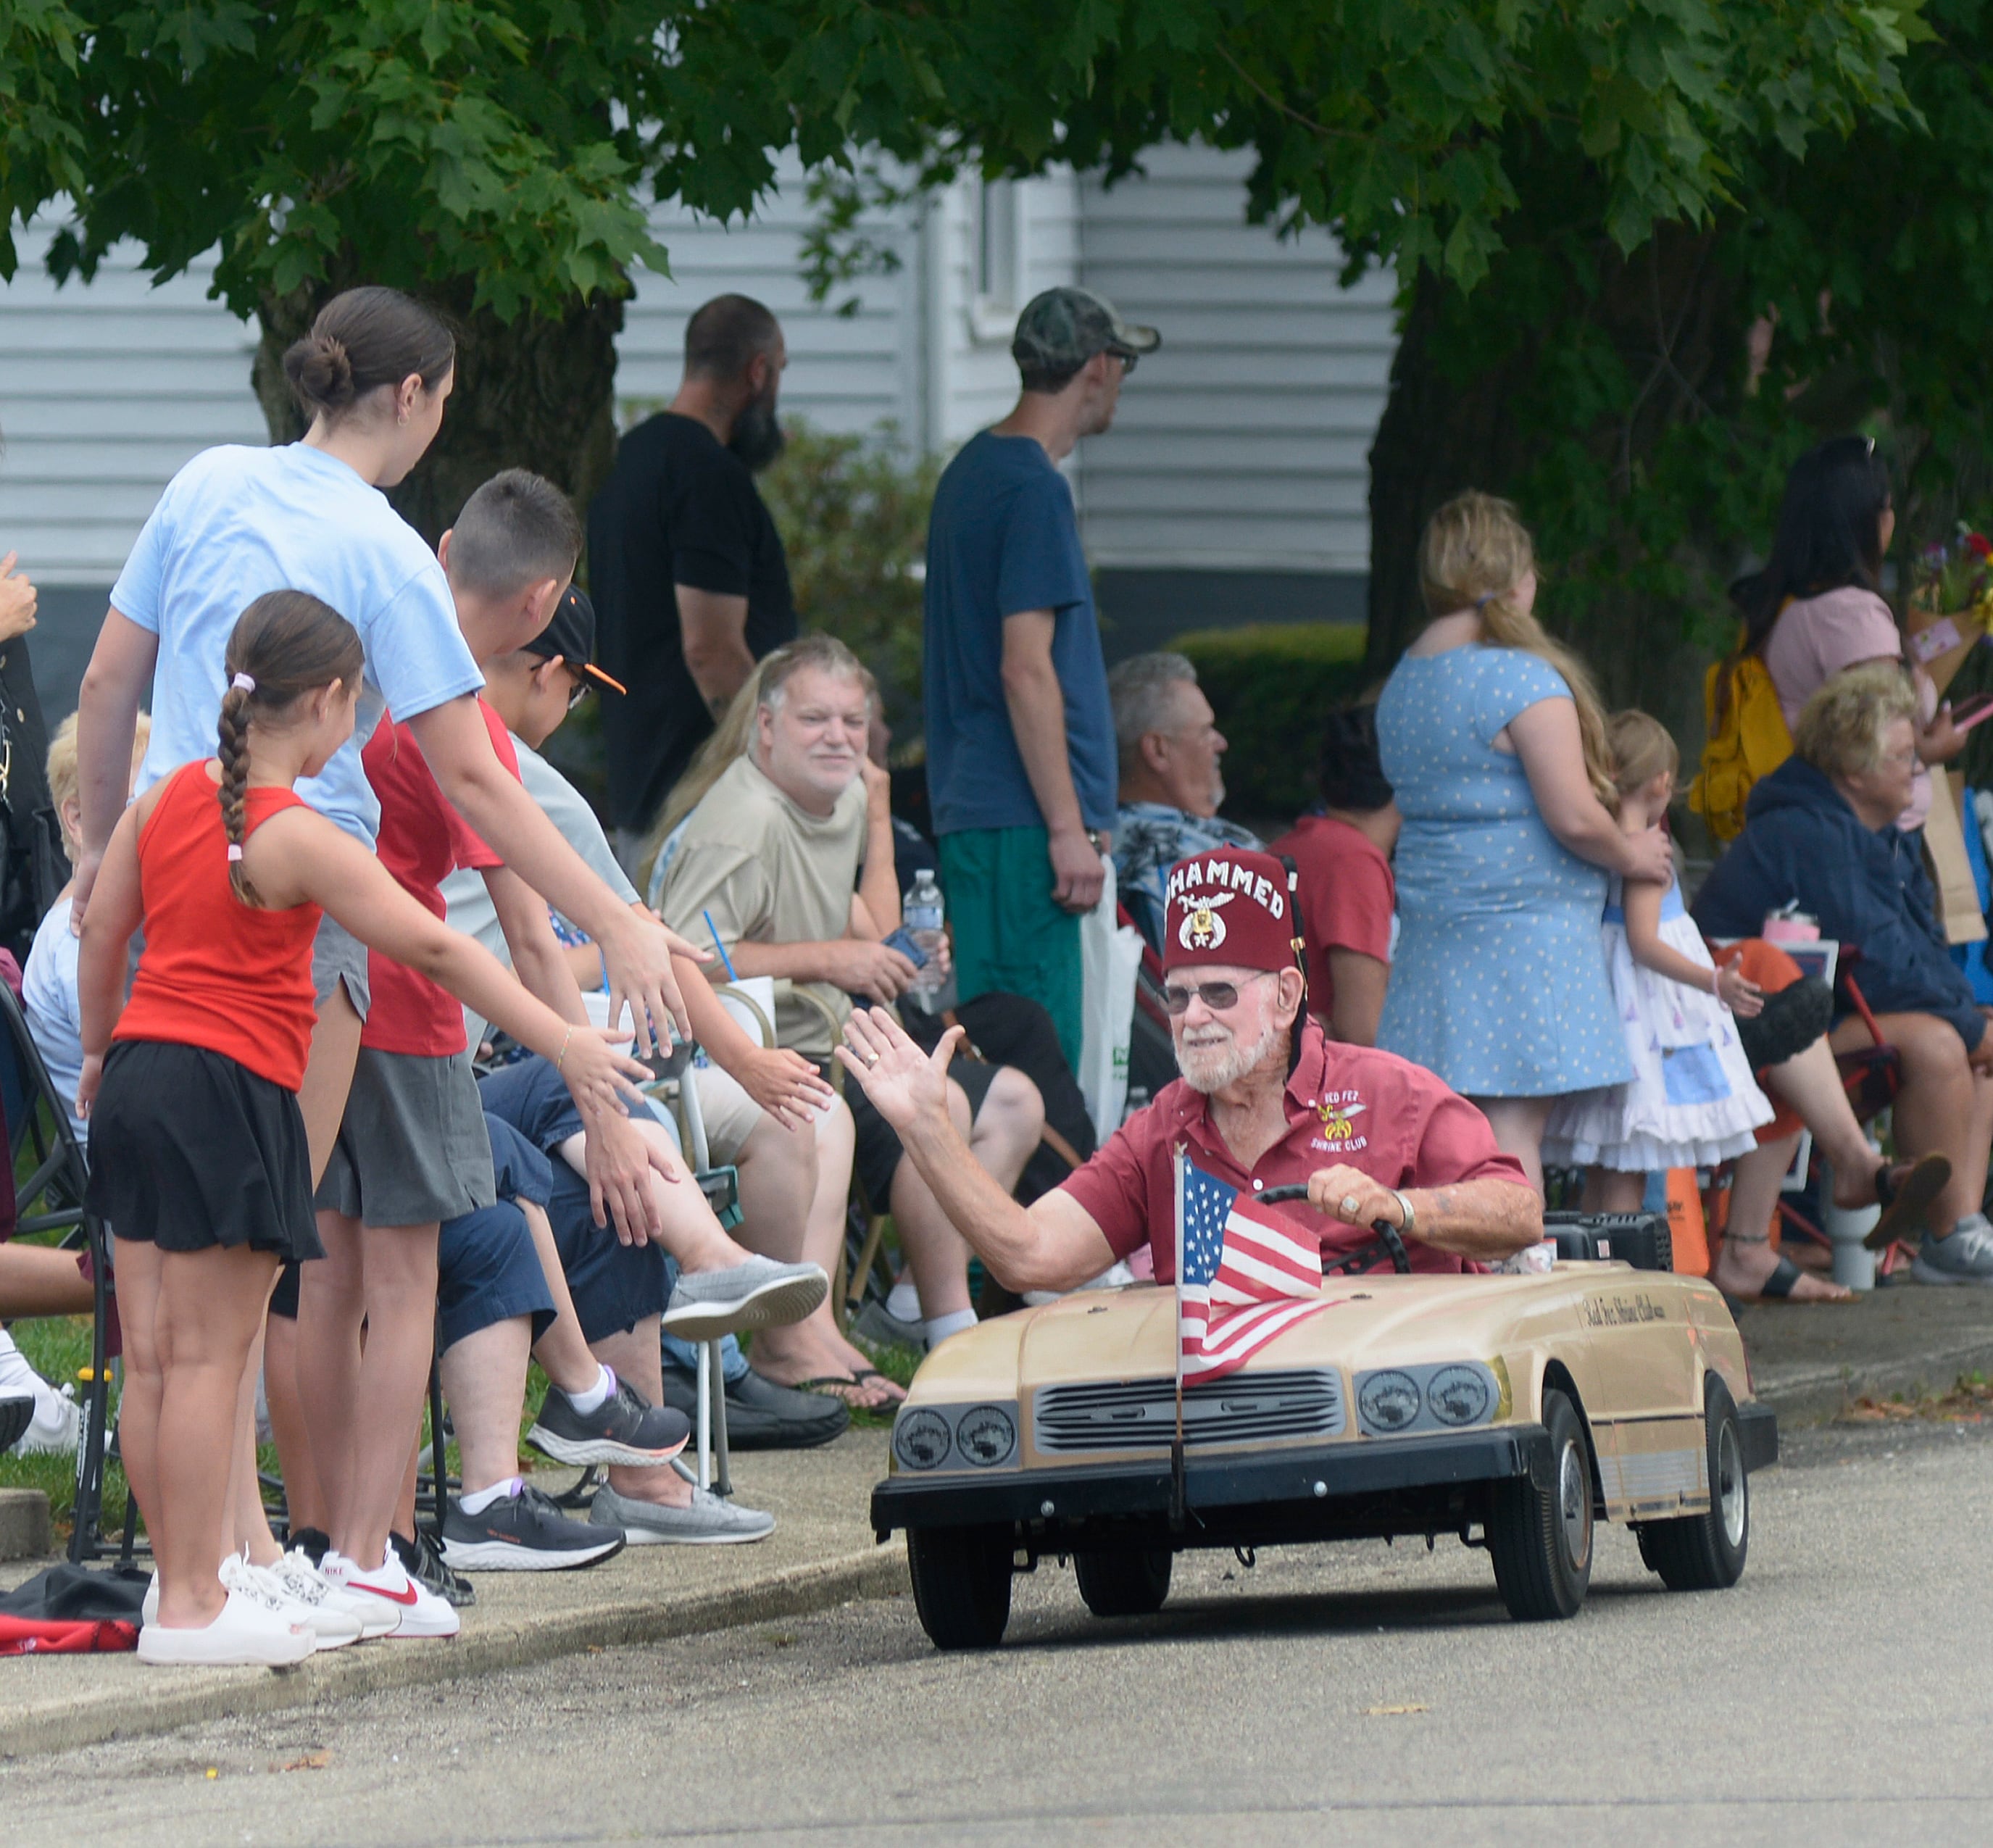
836, 1007, 1115, 1292
75, 803, 148, 1117
246, 808, 652, 1124
407, 694, 699, 1054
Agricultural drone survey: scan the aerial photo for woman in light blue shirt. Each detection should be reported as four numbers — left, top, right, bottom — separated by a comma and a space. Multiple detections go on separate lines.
1377, 493, 1671, 1192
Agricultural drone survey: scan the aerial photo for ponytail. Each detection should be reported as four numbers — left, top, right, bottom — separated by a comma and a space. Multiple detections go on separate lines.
217, 590, 365, 905
282, 286, 455, 425
1418, 490, 1618, 807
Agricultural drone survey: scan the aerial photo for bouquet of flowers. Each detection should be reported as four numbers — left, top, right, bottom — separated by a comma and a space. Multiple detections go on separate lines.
1914, 523, 1993, 617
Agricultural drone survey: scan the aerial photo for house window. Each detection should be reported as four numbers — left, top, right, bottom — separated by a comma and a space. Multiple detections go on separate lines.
974, 179, 1018, 313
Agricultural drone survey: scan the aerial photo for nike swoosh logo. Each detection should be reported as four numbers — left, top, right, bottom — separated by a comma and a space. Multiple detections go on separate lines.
351, 1579, 419, 1606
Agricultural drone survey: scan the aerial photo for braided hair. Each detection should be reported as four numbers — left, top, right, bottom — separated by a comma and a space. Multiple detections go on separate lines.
217, 590, 364, 906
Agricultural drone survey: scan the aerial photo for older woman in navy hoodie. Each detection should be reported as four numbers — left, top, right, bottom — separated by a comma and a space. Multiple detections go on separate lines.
1693, 664, 1993, 1283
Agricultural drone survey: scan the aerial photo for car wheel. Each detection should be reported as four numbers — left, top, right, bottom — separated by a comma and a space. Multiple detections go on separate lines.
907, 1523, 1013, 1649
1074, 1548, 1173, 1618
1489, 1386, 1594, 1622
1636, 1375, 1750, 1592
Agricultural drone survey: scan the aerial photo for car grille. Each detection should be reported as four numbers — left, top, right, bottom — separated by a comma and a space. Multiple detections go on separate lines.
1031, 1368, 1344, 1454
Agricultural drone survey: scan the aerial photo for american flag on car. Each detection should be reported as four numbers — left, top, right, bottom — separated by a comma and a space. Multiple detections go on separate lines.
1175, 1154, 1328, 1383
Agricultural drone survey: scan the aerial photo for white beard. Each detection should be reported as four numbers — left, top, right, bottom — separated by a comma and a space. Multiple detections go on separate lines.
1174, 1013, 1281, 1094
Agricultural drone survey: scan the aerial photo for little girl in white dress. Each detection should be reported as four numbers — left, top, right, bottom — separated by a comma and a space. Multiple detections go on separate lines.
1544, 712, 1773, 1210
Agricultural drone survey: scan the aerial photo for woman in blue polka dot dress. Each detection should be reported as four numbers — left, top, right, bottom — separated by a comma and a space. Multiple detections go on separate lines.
1375, 492, 1673, 1191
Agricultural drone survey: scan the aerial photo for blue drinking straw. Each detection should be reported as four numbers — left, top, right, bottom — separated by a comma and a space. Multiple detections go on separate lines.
702, 910, 739, 982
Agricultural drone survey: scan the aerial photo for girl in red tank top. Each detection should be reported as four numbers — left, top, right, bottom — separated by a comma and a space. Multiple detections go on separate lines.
78, 591, 651, 1668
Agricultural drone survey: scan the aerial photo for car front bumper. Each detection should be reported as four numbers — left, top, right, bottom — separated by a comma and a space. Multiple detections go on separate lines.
873, 1423, 1556, 1540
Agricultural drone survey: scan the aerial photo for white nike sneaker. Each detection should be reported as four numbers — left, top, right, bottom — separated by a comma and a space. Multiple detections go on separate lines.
321, 1544, 459, 1639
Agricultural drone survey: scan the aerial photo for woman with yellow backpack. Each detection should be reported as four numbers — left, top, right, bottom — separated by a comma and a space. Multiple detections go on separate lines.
1691, 435, 1963, 844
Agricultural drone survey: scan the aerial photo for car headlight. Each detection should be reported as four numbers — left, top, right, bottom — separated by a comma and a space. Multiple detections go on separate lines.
954, 1403, 1017, 1468
891, 1400, 1022, 1471
893, 1407, 953, 1470
1354, 1362, 1500, 1436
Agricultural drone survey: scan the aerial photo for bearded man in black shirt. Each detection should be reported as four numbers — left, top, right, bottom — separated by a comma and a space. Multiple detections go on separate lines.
588, 294, 799, 864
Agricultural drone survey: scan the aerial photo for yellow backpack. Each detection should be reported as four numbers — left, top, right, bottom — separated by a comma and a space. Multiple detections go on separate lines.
1688, 652, 1792, 844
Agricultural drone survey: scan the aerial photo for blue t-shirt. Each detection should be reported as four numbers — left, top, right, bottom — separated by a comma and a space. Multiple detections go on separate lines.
111, 443, 483, 846
921, 431, 1115, 837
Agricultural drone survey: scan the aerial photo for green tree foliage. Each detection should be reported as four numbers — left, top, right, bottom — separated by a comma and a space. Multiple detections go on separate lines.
1365, 0, 1993, 744
0, 2, 1923, 354
0, 0, 1939, 617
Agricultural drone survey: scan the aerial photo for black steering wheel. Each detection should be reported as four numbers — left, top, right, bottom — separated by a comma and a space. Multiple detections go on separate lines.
1257, 1181, 1410, 1275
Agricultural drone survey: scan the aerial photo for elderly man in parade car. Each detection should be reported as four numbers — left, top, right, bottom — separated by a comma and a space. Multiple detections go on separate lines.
839, 846, 1541, 1289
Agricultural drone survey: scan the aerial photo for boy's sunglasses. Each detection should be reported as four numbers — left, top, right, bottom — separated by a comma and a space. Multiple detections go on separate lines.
1161, 970, 1273, 1015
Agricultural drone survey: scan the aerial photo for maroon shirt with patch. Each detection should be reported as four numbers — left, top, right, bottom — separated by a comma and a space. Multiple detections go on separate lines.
1060, 1020, 1528, 1279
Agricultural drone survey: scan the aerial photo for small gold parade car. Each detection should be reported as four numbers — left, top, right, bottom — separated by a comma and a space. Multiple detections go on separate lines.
871, 1223, 1776, 1649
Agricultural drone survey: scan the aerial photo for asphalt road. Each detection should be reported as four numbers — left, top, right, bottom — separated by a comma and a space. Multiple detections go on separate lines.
4, 1417, 1989, 1847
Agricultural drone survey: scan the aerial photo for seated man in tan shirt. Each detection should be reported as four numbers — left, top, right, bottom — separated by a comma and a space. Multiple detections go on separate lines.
659, 635, 1044, 1399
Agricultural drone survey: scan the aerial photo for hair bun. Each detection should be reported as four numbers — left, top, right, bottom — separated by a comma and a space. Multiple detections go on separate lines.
283, 332, 357, 410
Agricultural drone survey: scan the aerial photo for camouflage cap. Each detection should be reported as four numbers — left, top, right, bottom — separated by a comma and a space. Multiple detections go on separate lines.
1012, 286, 1160, 378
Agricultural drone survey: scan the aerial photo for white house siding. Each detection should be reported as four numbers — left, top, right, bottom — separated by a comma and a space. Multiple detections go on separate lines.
0, 151, 1394, 705
0, 219, 263, 588
1076, 143, 1397, 578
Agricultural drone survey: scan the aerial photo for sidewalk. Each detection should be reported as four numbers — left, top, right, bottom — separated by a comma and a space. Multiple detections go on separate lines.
1735, 1276, 1993, 1423
0, 1430, 903, 1760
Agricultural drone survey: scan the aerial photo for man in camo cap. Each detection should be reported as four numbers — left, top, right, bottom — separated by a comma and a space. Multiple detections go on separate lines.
921, 286, 1160, 1077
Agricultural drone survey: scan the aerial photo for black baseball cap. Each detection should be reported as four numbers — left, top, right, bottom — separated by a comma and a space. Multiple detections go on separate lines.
525, 585, 625, 695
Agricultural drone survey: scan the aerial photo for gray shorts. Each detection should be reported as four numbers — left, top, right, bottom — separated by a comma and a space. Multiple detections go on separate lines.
312, 915, 370, 1021
314, 1049, 496, 1228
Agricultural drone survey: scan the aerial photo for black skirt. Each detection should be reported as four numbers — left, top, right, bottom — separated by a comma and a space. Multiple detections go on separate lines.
86, 1041, 323, 1262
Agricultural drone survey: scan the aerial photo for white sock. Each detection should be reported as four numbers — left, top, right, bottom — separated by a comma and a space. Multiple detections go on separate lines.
886, 1278, 923, 1323
566, 1364, 615, 1414
925, 1309, 977, 1349
458, 1477, 522, 1515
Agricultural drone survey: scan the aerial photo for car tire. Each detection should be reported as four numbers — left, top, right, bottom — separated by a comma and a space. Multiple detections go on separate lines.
1636, 1375, 1750, 1592
907, 1523, 1013, 1649
1489, 1386, 1594, 1622
1074, 1548, 1173, 1618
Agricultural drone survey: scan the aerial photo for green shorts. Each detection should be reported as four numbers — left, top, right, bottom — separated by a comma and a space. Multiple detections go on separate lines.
938, 826, 1084, 1075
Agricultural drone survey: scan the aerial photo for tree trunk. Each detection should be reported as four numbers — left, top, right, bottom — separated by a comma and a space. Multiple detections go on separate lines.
251, 278, 625, 549
1363, 222, 1752, 758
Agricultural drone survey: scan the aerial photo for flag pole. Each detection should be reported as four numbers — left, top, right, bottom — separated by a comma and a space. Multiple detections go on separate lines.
1170, 1142, 1187, 1533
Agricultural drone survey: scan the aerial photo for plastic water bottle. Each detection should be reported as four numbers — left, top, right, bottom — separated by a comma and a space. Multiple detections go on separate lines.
905, 870, 946, 1002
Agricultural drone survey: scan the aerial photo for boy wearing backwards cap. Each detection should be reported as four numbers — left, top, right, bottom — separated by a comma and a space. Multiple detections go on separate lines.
839, 846, 1543, 1291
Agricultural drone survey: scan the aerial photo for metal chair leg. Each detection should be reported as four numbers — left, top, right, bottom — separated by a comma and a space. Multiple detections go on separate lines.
709, 1336, 731, 1499
428, 1334, 449, 1536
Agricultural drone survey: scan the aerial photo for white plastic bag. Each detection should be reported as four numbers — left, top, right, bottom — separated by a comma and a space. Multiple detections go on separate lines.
1078, 853, 1144, 1142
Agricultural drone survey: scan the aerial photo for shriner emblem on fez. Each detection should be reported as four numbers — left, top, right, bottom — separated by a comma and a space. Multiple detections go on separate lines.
1178, 891, 1236, 951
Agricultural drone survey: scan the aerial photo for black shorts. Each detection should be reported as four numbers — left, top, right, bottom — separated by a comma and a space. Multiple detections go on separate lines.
86, 1041, 322, 1264
847, 1054, 998, 1207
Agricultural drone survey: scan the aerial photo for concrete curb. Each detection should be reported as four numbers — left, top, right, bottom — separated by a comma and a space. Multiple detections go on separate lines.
1755, 1331, 1993, 1425
0, 1541, 906, 1762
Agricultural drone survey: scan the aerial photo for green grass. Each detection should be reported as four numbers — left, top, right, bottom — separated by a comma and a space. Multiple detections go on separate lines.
0, 1311, 126, 1542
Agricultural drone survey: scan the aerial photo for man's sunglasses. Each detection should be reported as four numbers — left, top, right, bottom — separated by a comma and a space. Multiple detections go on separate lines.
1161, 970, 1273, 1015
1108, 346, 1139, 376
565, 672, 593, 711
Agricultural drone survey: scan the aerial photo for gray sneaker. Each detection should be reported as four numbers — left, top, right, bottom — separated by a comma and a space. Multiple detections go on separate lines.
586, 1481, 775, 1545
662, 1255, 827, 1341
1911, 1214, 1993, 1286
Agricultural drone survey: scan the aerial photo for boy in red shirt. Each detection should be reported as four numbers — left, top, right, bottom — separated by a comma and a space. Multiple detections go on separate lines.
1271, 704, 1399, 1046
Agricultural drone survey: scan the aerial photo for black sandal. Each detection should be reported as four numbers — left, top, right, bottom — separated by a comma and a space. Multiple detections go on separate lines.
1866, 1154, 1952, 1251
